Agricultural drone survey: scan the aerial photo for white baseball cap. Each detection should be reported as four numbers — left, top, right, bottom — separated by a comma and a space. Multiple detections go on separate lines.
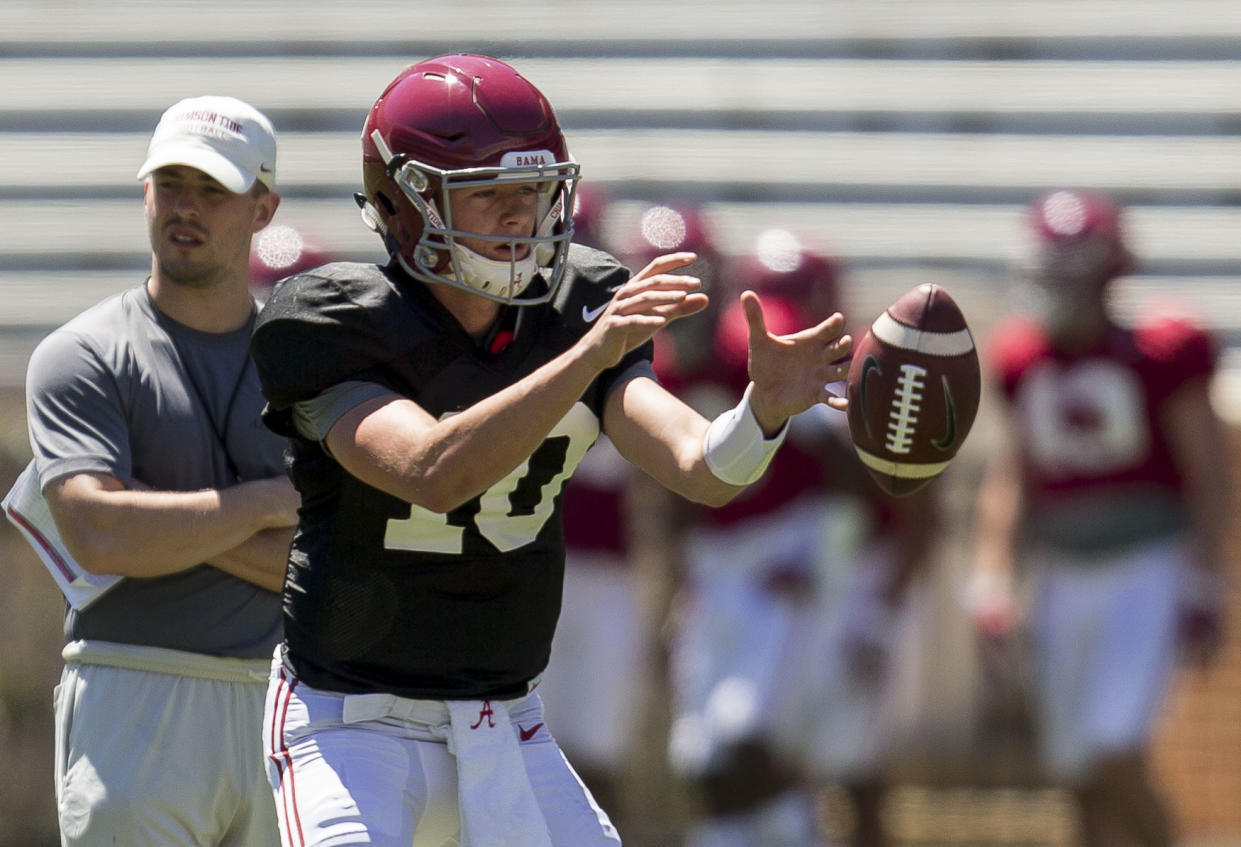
137, 95, 277, 193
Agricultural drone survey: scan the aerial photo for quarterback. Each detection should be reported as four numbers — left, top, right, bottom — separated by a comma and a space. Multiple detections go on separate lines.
250, 55, 851, 847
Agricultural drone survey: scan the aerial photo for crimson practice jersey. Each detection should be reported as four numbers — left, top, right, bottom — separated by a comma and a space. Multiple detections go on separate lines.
560, 447, 630, 555
987, 314, 1216, 555
251, 246, 653, 700
658, 306, 847, 530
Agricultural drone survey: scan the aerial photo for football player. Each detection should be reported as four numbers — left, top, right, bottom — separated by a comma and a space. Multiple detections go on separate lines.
537, 184, 643, 830
661, 230, 937, 847
970, 189, 1231, 847
541, 200, 730, 839
249, 55, 852, 847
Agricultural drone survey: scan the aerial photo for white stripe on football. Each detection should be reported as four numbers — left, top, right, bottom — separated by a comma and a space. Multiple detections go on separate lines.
870, 311, 975, 357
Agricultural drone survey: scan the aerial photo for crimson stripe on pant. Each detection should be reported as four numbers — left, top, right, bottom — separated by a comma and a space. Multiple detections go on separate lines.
268, 668, 306, 847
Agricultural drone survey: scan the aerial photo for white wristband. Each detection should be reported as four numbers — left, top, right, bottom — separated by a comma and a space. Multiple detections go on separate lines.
702, 382, 788, 486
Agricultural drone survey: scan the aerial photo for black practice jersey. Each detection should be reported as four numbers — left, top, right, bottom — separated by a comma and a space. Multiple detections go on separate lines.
251, 246, 653, 699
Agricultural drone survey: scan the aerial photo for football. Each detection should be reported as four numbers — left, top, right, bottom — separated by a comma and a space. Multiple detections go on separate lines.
845, 284, 980, 496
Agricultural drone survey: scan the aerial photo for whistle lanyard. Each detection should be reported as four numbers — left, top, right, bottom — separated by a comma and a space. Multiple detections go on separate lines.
148, 288, 254, 483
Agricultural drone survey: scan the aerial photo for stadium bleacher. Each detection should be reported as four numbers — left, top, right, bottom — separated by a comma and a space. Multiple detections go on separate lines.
4, 1, 1241, 390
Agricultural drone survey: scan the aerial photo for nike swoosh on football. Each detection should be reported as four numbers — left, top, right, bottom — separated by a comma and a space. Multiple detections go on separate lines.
519, 722, 544, 742
581, 302, 609, 322
931, 375, 958, 451
858, 354, 882, 442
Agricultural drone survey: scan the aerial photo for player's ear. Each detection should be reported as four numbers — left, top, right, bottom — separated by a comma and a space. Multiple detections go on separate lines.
252, 190, 281, 233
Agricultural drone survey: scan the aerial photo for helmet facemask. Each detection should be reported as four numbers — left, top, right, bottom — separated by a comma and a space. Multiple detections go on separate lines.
366, 128, 579, 306
1020, 236, 1119, 337
1021, 189, 1132, 338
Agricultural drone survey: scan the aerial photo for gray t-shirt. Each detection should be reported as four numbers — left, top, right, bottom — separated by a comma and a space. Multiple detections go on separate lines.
26, 283, 286, 658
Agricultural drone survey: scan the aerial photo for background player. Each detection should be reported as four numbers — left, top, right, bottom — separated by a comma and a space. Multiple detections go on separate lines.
542, 197, 731, 840
539, 183, 648, 827
14, 96, 299, 846
659, 229, 938, 847
969, 189, 1231, 847
249, 54, 853, 847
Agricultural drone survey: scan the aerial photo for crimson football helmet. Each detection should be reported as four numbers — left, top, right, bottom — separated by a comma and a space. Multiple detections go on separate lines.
734, 228, 841, 318
629, 204, 714, 261
626, 202, 725, 293
359, 55, 580, 305
714, 229, 841, 369
248, 224, 335, 291
1028, 189, 1133, 288
622, 203, 724, 382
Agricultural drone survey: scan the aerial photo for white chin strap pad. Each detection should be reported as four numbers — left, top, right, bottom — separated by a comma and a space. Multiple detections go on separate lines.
702, 382, 788, 486
451, 242, 537, 299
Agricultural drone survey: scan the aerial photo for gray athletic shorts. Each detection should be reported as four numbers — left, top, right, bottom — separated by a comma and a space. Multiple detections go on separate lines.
54, 639, 277, 846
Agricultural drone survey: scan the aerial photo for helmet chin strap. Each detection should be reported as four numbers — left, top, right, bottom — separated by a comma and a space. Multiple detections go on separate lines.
415, 197, 539, 300
416, 191, 567, 301
447, 240, 539, 299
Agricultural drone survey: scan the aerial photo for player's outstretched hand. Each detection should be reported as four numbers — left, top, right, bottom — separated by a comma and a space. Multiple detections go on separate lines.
741, 289, 852, 434
580, 252, 709, 371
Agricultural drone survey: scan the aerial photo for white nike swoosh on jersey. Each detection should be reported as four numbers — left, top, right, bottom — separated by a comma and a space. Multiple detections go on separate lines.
582, 302, 609, 322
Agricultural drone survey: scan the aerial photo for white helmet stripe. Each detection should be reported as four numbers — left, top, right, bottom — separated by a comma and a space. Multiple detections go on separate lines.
370, 129, 396, 167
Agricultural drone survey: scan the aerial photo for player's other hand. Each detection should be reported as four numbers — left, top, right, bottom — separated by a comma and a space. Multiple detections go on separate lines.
1178, 566, 1226, 670
837, 595, 895, 686
964, 569, 1017, 640
741, 290, 852, 434
1178, 604, 1223, 670
580, 251, 708, 371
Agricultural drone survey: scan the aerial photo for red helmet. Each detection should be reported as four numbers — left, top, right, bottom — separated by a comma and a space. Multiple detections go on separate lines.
248, 224, 335, 291
625, 203, 724, 291
733, 228, 841, 320
629, 203, 714, 260
621, 203, 725, 382
714, 295, 809, 371
359, 54, 579, 305
1028, 188, 1133, 286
